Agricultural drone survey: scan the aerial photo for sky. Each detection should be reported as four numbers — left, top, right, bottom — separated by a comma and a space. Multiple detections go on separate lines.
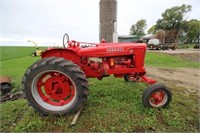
0, 0, 199, 46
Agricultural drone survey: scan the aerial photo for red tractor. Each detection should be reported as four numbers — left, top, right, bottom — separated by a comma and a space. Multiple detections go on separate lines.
22, 33, 172, 115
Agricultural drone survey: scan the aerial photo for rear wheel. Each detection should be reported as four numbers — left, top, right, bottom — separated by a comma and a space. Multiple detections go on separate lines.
22, 57, 89, 115
142, 83, 172, 108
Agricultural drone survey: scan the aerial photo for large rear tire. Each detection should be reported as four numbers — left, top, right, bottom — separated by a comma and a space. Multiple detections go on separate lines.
142, 83, 172, 108
22, 57, 89, 115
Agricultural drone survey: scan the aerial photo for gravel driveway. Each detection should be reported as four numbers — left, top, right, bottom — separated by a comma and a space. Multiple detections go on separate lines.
146, 48, 200, 94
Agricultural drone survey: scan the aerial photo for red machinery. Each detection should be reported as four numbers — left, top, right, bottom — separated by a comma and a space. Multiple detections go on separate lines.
22, 33, 172, 115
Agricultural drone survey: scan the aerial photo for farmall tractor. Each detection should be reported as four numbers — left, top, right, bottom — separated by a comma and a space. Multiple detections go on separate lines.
22, 33, 172, 115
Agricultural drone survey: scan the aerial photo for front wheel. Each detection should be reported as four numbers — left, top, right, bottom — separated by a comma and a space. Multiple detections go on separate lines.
22, 57, 89, 115
142, 83, 172, 108
124, 73, 139, 82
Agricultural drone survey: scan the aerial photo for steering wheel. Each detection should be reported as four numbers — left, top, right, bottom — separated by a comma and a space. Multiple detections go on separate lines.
63, 33, 69, 48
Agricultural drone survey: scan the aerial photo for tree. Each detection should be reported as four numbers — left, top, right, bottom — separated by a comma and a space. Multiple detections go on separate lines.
155, 4, 192, 43
156, 4, 192, 31
178, 19, 200, 43
155, 30, 166, 44
130, 19, 147, 37
147, 25, 156, 35
186, 19, 200, 43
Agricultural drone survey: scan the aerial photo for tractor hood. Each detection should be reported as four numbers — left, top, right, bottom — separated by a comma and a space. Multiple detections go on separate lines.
77, 42, 147, 57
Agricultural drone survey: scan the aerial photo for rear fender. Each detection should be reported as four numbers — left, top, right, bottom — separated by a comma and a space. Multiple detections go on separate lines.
42, 49, 102, 78
42, 49, 81, 64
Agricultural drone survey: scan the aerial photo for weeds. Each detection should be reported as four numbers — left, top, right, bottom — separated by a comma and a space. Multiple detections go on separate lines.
1, 77, 199, 132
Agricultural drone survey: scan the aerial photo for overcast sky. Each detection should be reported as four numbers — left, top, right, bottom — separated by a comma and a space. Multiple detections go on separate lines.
0, 0, 199, 46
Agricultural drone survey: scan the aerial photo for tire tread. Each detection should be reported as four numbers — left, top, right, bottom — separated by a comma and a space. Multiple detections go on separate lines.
22, 57, 89, 115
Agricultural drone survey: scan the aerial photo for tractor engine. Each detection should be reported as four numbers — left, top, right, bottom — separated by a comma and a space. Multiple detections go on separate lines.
108, 56, 133, 67
88, 56, 133, 70
81, 56, 133, 69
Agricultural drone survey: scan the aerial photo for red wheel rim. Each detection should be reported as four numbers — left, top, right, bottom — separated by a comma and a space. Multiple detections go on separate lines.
149, 90, 167, 107
35, 71, 75, 106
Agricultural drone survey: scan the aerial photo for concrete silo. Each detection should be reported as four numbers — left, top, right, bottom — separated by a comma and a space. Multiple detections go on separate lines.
99, 0, 117, 43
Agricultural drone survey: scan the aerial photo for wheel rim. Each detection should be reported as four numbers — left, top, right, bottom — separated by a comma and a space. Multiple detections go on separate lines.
128, 73, 139, 81
31, 70, 76, 111
149, 90, 168, 107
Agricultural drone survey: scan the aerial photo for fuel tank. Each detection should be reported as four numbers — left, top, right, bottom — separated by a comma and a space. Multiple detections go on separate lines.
77, 42, 147, 57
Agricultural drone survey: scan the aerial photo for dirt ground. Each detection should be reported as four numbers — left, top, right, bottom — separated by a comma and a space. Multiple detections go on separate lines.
146, 67, 199, 94
146, 48, 200, 95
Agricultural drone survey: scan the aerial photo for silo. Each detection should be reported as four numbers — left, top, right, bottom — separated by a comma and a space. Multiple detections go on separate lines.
99, 0, 117, 43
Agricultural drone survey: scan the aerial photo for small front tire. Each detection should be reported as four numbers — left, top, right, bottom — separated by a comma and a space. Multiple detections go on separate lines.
142, 83, 172, 108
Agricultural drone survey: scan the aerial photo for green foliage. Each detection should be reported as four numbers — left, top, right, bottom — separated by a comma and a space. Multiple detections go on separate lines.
186, 19, 200, 43
130, 19, 147, 37
178, 19, 200, 44
150, 4, 199, 44
156, 4, 191, 30
154, 4, 192, 43
147, 25, 156, 35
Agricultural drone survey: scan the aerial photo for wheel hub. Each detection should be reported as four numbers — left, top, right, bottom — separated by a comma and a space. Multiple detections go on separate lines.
36, 72, 75, 106
150, 91, 165, 105
44, 76, 70, 100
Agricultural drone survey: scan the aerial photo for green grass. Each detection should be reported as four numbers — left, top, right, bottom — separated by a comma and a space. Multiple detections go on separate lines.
145, 52, 199, 68
1, 78, 199, 132
0, 46, 199, 132
0, 56, 39, 93
0, 47, 41, 92
0, 46, 41, 61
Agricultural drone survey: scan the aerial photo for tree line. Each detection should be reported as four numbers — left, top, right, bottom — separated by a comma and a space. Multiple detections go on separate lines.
130, 4, 200, 44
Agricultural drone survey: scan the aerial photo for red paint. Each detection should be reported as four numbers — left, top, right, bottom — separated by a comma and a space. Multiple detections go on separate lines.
36, 71, 75, 106
150, 91, 165, 105
42, 40, 156, 84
